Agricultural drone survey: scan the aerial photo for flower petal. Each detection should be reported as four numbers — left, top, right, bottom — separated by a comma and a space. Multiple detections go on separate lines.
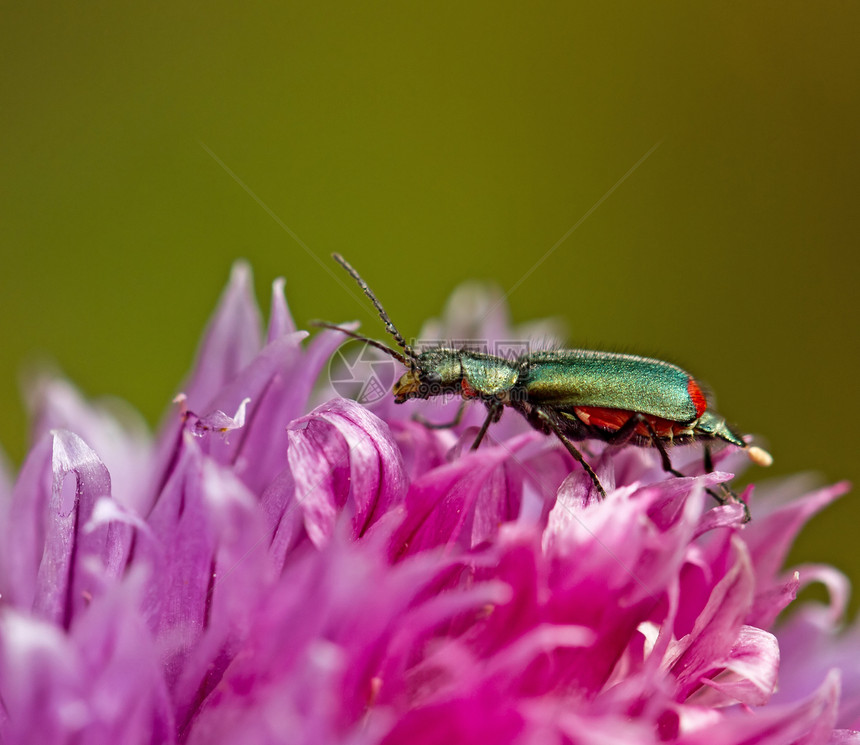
266, 276, 296, 342
391, 432, 542, 559
287, 398, 407, 547
0, 572, 175, 745
4, 430, 134, 627
669, 536, 756, 702
744, 481, 850, 589
676, 669, 840, 745
690, 625, 779, 707
26, 375, 152, 512
182, 261, 263, 412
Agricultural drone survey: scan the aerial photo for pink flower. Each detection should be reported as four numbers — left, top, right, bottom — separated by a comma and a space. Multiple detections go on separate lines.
0, 262, 856, 744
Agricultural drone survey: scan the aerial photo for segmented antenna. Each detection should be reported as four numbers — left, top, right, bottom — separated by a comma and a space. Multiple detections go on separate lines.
332, 253, 418, 364
311, 321, 409, 365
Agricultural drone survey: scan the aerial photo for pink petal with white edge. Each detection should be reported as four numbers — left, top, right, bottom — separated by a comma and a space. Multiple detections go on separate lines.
69, 570, 175, 745
13, 430, 133, 627
0, 611, 91, 744
775, 581, 860, 728
139, 433, 221, 687
669, 536, 756, 702
186, 536, 499, 745
689, 625, 779, 707
0, 576, 175, 745
189, 396, 251, 435
676, 669, 840, 745
288, 398, 407, 547
26, 375, 152, 512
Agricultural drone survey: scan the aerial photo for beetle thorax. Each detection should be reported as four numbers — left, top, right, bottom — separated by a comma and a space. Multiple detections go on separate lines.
459, 353, 519, 398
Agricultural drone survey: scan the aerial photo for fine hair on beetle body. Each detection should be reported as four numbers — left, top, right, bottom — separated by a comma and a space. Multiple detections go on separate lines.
315, 253, 773, 522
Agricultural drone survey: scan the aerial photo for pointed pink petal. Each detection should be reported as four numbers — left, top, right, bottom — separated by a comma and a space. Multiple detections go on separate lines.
26, 375, 152, 512
183, 261, 263, 411
265, 277, 296, 341
744, 481, 850, 587
748, 571, 800, 629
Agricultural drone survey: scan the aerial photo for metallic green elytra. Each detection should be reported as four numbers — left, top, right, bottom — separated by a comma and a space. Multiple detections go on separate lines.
316, 254, 772, 521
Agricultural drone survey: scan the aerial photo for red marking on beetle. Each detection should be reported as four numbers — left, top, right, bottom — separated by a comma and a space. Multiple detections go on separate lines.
574, 406, 692, 439
687, 379, 708, 418
461, 379, 479, 398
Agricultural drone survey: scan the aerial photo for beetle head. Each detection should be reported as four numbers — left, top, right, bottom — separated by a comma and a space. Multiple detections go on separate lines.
393, 349, 462, 402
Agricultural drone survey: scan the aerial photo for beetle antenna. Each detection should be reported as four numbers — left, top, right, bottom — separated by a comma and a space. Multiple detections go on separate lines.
332, 253, 418, 364
311, 321, 410, 366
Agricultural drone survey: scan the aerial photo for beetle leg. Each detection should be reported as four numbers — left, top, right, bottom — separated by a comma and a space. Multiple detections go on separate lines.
639, 418, 686, 479
703, 444, 714, 474
604, 412, 644, 447
701, 445, 751, 523
703, 482, 750, 523
535, 407, 606, 498
470, 401, 502, 450
645, 428, 751, 523
415, 400, 467, 430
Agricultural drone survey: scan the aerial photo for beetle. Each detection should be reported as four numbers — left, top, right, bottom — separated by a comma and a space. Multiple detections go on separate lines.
317, 253, 772, 520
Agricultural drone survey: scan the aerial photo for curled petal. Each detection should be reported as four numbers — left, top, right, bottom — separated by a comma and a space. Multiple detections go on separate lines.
288, 398, 407, 547
676, 670, 840, 745
669, 536, 756, 702
690, 625, 779, 707
2, 263, 857, 744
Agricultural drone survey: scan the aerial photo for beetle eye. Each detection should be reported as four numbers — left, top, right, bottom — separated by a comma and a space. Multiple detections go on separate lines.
423, 371, 442, 385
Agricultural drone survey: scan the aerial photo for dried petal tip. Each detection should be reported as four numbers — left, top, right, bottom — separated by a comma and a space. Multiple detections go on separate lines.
746, 445, 773, 467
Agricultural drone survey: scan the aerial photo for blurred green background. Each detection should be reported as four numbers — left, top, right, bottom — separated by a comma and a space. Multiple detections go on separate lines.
2, 5, 858, 596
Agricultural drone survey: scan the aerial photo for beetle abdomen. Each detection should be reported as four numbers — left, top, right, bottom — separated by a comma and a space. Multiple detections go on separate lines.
520, 351, 706, 422
572, 406, 696, 439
